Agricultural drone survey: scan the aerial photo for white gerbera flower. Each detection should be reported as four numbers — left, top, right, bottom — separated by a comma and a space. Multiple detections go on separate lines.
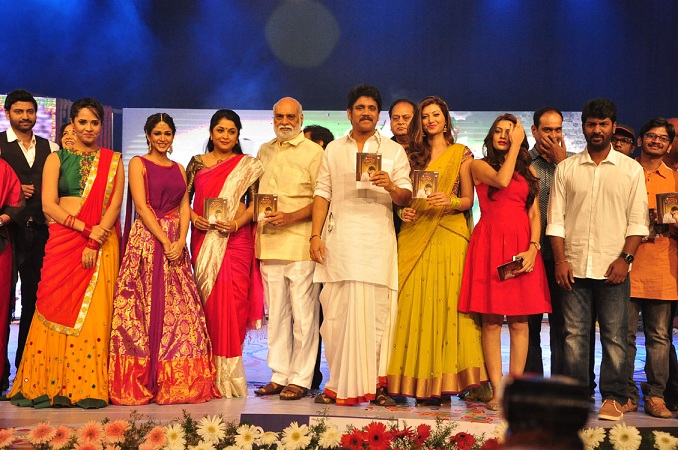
579, 427, 607, 450
235, 424, 263, 450
653, 430, 678, 450
196, 415, 227, 444
259, 431, 279, 446
318, 425, 342, 448
189, 441, 217, 450
164, 423, 186, 449
492, 420, 508, 444
281, 422, 311, 450
608, 423, 642, 450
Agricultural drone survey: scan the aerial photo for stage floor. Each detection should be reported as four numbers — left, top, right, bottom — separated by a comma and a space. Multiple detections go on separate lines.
1, 320, 676, 433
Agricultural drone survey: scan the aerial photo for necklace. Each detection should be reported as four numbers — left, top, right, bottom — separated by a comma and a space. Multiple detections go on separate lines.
214, 153, 235, 163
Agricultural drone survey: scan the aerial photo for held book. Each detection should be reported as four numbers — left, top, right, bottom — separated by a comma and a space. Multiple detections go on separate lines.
497, 256, 523, 281
254, 194, 278, 222
204, 198, 228, 229
656, 192, 678, 225
413, 170, 439, 198
355, 153, 382, 182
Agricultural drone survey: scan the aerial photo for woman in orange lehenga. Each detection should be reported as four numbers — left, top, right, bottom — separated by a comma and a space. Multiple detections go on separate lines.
188, 109, 264, 398
8, 98, 124, 408
108, 113, 219, 405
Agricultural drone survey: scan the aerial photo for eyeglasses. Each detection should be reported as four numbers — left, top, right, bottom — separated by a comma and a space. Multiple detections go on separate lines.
644, 133, 671, 143
611, 136, 633, 145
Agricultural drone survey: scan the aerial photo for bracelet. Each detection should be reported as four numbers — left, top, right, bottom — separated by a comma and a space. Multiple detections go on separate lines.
86, 239, 101, 250
81, 224, 92, 238
386, 184, 396, 193
309, 234, 320, 242
64, 214, 75, 229
233, 220, 239, 232
449, 196, 462, 209
555, 260, 568, 265
530, 241, 541, 251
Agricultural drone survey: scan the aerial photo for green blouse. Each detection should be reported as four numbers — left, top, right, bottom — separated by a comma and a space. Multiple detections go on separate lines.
57, 148, 97, 198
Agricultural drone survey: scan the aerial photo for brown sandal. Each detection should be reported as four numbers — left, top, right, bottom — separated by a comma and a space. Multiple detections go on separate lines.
254, 381, 284, 396
280, 384, 309, 401
372, 387, 396, 406
314, 392, 336, 404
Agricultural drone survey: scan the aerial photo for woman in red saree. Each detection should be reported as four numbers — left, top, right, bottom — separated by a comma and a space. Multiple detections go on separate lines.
0, 160, 24, 389
8, 98, 124, 408
188, 109, 264, 398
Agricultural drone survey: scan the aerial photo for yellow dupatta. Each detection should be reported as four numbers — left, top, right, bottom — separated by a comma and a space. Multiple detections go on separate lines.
397, 144, 470, 292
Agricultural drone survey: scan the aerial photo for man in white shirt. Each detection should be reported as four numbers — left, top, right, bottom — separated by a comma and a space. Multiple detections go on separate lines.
0, 89, 59, 391
547, 98, 649, 421
254, 97, 324, 401
310, 84, 412, 406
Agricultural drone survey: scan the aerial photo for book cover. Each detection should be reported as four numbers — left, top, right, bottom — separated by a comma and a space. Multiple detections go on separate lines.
656, 192, 678, 224
413, 170, 439, 198
255, 194, 278, 222
204, 198, 228, 228
497, 256, 524, 281
355, 153, 382, 182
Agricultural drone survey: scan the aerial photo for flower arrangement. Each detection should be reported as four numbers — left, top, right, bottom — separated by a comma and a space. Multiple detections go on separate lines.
578, 424, 678, 450
0, 411, 676, 450
0, 412, 500, 450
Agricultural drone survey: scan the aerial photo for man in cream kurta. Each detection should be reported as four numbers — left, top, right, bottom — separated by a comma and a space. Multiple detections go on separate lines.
254, 97, 324, 400
310, 84, 412, 405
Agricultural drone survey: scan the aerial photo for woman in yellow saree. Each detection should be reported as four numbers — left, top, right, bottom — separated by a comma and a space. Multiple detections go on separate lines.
386, 96, 487, 404
8, 98, 124, 408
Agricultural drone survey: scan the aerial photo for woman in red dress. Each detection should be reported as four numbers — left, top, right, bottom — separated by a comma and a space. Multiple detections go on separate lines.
459, 114, 551, 410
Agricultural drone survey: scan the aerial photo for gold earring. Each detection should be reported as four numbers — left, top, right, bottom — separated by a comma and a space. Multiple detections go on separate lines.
147, 142, 152, 154
443, 125, 447, 132
168, 145, 173, 155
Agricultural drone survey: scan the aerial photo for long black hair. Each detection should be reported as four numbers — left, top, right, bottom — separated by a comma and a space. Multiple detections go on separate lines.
483, 113, 539, 209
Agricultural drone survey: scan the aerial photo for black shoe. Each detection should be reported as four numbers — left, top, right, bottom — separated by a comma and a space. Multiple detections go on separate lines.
0, 378, 8, 393
664, 396, 678, 412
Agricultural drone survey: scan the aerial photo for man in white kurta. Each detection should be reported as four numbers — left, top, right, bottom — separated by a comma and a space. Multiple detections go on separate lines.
310, 84, 412, 405
254, 97, 324, 400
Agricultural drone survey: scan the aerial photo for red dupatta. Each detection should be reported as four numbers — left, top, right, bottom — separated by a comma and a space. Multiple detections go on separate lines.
36, 149, 120, 336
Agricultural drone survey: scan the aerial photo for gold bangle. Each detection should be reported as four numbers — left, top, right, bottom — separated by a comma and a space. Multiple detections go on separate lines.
449, 196, 462, 209
233, 220, 239, 232
555, 260, 568, 265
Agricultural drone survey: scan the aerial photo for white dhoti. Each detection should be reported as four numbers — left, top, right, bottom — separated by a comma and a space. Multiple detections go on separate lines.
319, 280, 397, 404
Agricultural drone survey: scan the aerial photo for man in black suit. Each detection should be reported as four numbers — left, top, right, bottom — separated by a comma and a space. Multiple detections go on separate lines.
0, 89, 58, 391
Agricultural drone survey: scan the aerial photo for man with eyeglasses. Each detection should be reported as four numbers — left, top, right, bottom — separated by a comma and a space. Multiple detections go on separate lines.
612, 124, 636, 156
625, 118, 677, 418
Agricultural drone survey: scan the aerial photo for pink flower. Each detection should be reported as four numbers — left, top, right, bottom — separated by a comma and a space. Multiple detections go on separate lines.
50, 425, 75, 450
77, 421, 104, 445
103, 420, 129, 444
0, 428, 16, 448
26, 421, 56, 445
144, 426, 167, 449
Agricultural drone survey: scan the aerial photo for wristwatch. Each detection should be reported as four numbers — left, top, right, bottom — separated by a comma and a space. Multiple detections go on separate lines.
530, 241, 541, 251
620, 252, 634, 264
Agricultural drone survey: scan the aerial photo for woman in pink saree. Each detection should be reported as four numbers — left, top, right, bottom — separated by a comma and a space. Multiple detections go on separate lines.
188, 109, 264, 398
